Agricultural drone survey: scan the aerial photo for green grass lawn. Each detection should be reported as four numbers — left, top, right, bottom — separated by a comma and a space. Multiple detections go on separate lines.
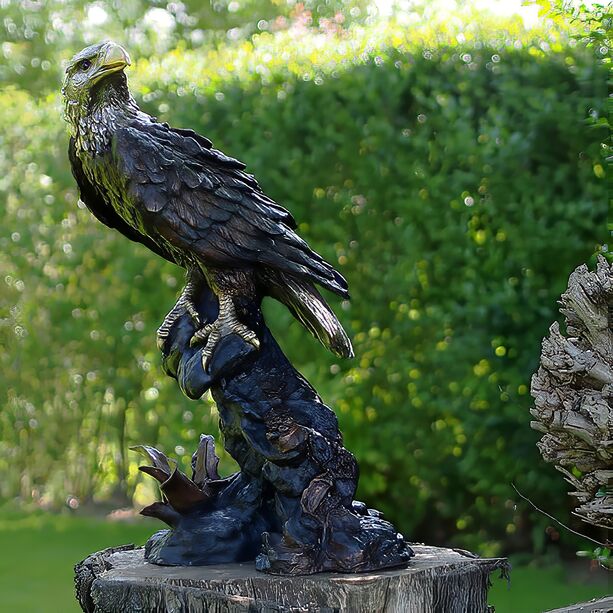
489, 563, 610, 613
0, 511, 609, 612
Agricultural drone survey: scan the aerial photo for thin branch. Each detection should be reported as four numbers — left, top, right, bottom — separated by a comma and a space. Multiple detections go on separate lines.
511, 483, 609, 549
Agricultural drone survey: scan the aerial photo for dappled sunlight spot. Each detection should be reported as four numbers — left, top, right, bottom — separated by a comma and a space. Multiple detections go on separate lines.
130, 11, 573, 97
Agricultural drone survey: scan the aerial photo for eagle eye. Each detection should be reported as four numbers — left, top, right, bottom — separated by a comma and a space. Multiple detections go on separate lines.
79, 59, 92, 71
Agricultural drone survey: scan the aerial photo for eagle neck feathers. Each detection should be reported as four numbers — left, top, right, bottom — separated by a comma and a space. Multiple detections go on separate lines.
67, 75, 141, 157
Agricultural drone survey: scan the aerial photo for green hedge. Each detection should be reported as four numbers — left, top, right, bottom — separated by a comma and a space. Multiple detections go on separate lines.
0, 17, 606, 553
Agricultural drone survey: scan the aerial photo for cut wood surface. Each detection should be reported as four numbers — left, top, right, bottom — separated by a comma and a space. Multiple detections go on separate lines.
530, 256, 613, 529
75, 544, 508, 612
544, 596, 613, 613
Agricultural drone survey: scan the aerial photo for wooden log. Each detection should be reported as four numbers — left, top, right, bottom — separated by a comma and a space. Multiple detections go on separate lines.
74, 544, 508, 613
544, 596, 613, 613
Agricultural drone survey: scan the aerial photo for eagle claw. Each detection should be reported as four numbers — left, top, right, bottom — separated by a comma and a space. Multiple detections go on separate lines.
189, 294, 260, 370
157, 280, 201, 351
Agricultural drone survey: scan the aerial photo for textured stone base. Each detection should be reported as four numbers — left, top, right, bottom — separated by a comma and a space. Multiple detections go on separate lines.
75, 544, 508, 612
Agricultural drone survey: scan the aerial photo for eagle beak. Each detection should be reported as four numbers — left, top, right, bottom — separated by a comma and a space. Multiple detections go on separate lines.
92, 42, 131, 83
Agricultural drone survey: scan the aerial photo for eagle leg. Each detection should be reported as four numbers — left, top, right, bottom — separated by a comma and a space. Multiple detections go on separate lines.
156, 273, 201, 350
189, 293, 260, 370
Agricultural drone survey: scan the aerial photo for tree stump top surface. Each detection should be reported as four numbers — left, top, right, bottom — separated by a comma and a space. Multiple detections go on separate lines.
75, 543, 508, 612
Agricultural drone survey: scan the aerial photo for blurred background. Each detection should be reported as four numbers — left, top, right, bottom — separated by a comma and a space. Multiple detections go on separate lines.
0, 0, 609, 610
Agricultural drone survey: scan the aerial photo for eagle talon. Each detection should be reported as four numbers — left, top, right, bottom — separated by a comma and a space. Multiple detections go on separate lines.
189, 323, 215, 348
189, 294, 260, 370
157, 277, 201, 349
185, 301, 201, 327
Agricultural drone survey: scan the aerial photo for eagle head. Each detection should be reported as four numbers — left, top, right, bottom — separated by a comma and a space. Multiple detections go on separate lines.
62, 41, 134, 151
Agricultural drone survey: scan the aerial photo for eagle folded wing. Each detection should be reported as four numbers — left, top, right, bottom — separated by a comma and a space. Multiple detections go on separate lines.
68, 136, 180, 265
113, 123, 349, 298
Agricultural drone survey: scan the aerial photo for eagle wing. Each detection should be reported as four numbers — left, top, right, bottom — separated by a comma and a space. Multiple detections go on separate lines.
112, 121, 349, 298
68, 136, 180, 265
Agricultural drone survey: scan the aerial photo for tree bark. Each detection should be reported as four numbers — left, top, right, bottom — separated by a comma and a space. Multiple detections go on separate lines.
74, 544, 508, 613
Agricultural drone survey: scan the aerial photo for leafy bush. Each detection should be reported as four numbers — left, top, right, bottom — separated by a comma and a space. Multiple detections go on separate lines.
0, 15, 606, 553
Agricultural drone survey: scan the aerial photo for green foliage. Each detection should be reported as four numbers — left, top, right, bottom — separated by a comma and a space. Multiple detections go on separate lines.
0, 15, 607, 553
578, 545, 613, 571
527, 1, 612, 243
0, 0, 370, 94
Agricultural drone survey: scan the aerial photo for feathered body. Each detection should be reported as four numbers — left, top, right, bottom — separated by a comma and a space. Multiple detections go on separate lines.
64, 42, 353, 359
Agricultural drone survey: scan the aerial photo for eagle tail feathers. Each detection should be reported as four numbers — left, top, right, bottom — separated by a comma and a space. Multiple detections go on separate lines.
268, 273, 353, 359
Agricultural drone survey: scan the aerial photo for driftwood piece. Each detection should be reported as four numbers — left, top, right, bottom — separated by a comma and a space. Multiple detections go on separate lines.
74, 544, 508, 613
544, 596, 613, 613
530, 256, 613, 529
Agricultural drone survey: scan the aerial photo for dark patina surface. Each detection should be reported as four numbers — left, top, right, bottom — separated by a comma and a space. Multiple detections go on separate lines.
140, 273, 412, 574
63, 41, 412, 575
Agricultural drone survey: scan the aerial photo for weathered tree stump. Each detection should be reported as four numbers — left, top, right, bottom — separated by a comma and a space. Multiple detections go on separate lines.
530, 256, 613, 529
74, 544, 508, 612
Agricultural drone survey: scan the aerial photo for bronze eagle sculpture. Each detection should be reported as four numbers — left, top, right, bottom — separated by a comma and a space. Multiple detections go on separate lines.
63, 41, 353, 366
